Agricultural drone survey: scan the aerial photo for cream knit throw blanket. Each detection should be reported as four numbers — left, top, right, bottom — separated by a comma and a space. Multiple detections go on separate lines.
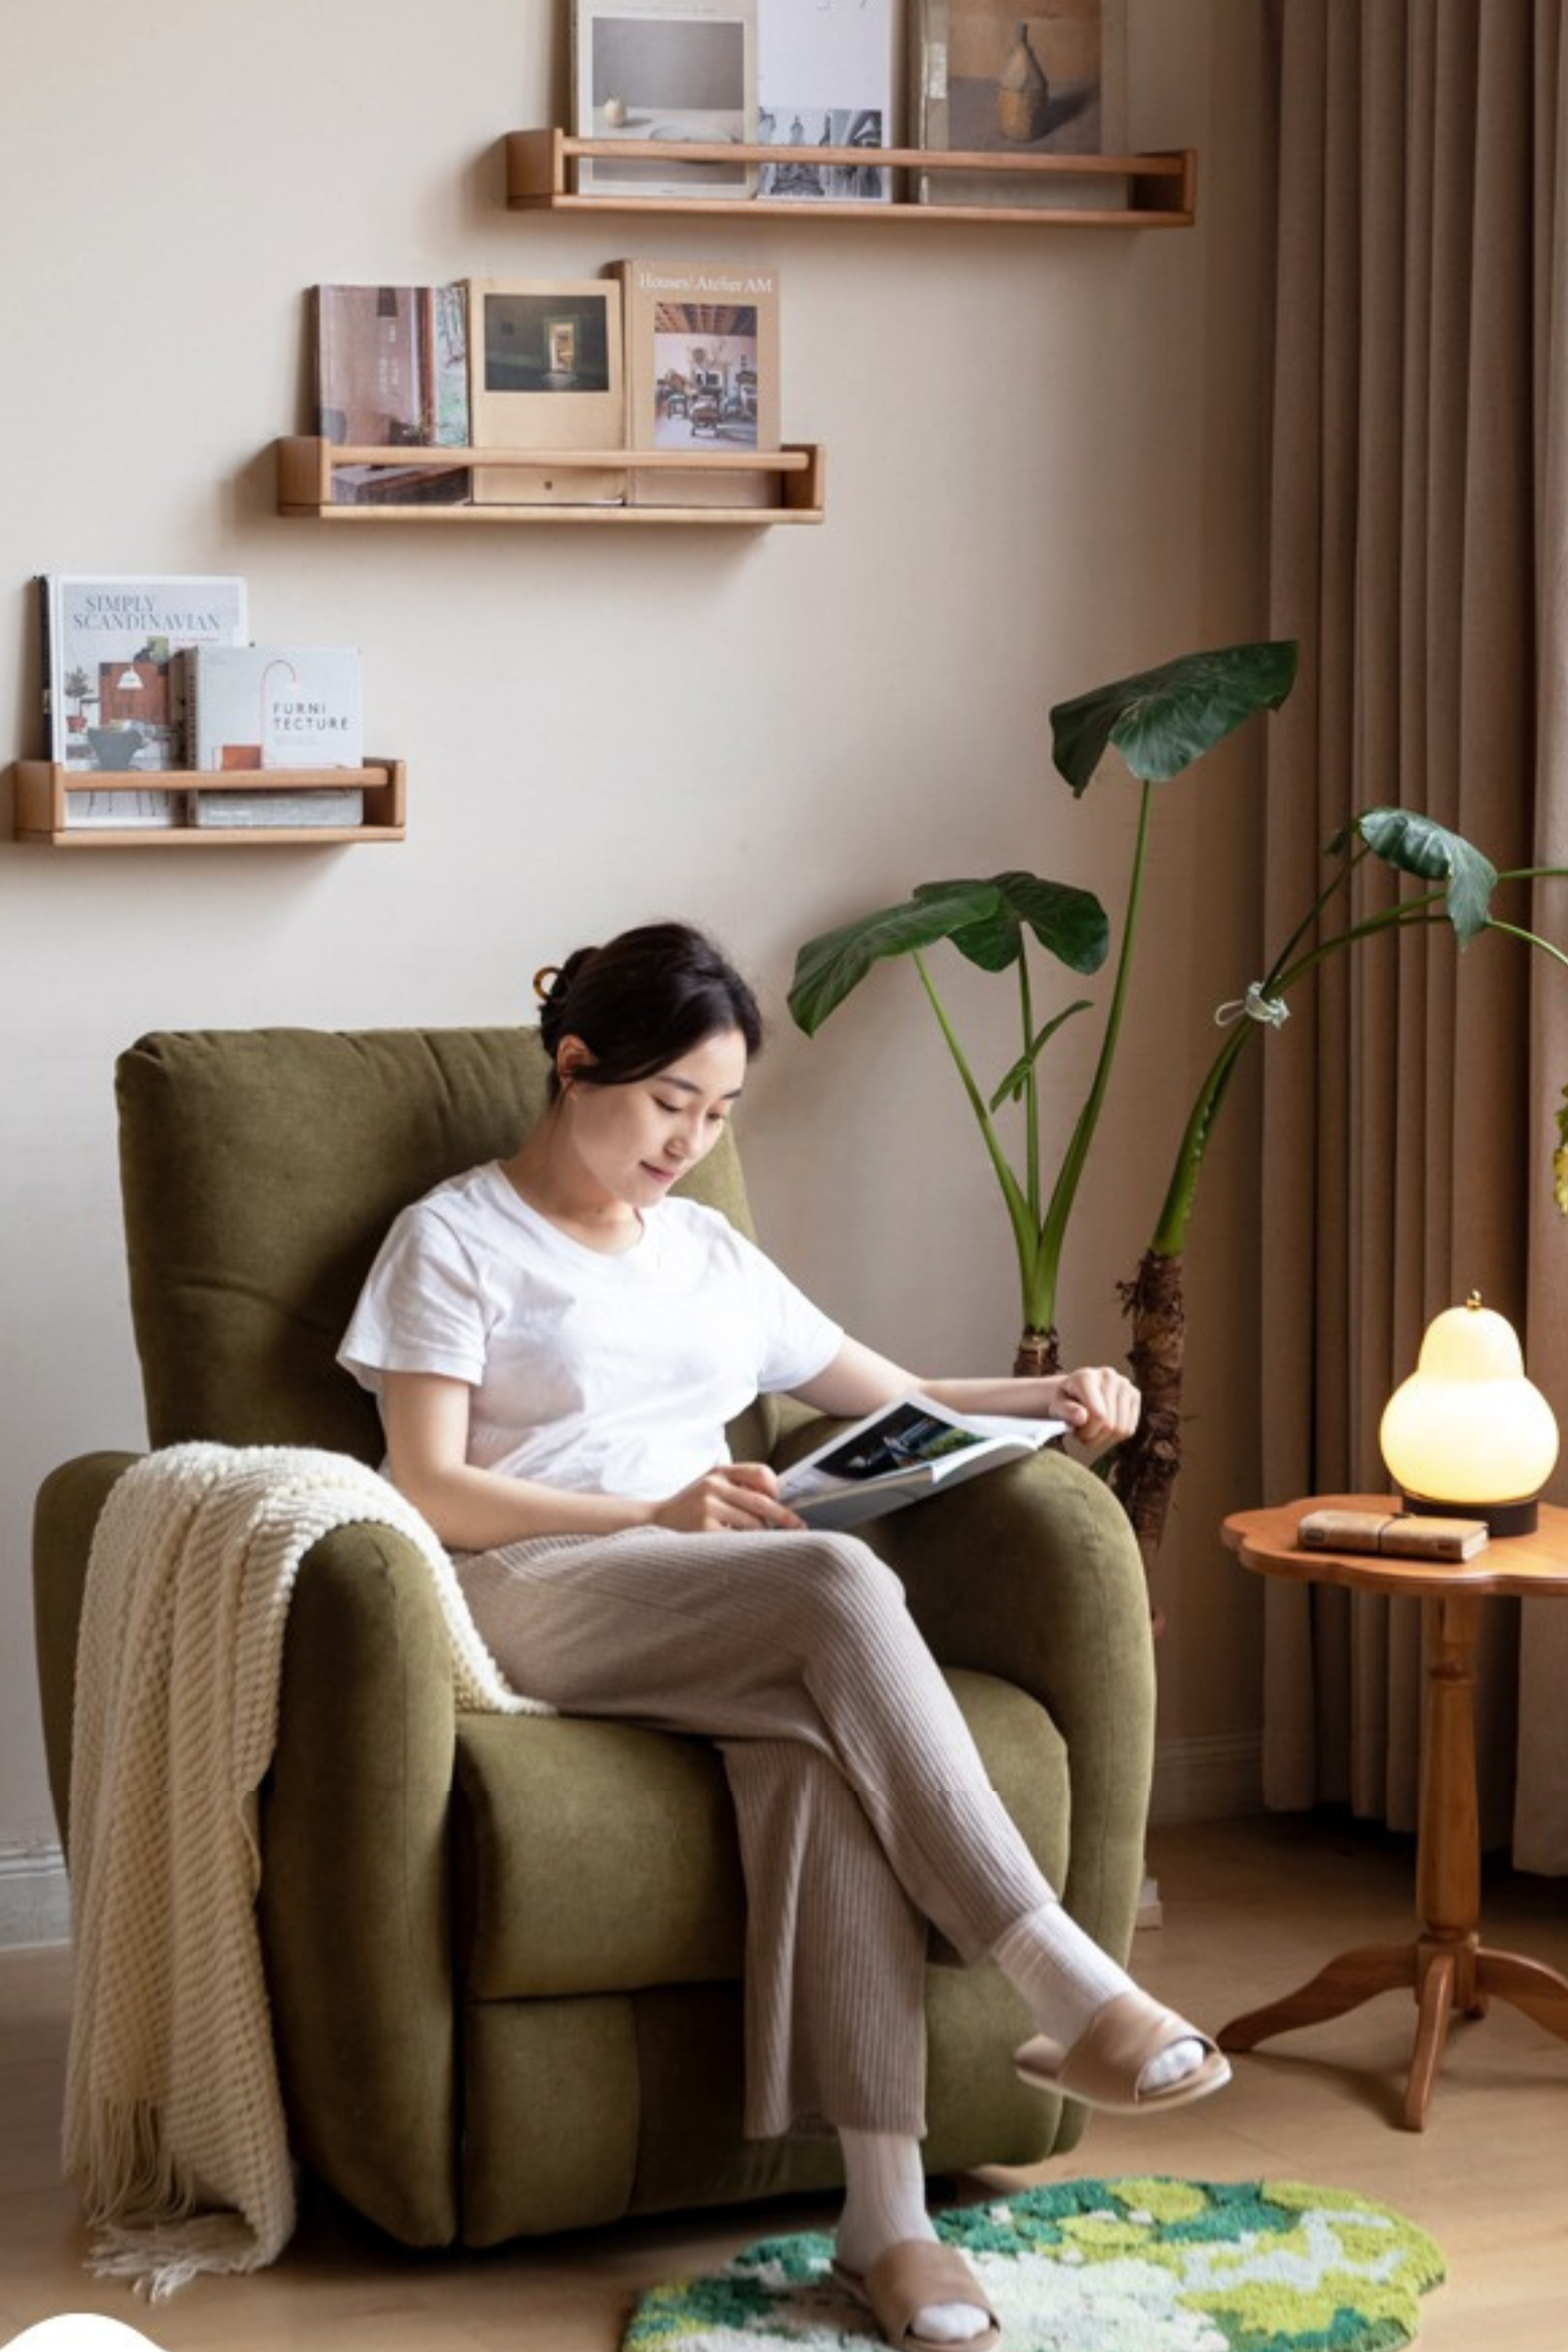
63, 1442, 546, 2299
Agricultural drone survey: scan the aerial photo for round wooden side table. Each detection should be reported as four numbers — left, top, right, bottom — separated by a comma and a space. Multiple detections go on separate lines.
1221, 1494, 1568, 2129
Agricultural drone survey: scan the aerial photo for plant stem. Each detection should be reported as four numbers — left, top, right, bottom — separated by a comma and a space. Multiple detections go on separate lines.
1147, 893, 1451, 1256
1149, 875, 1568, 1258
1019, 951, 1041, 1225
911, 950, 1042, 1313
1486, 918, 1568, 975
1040, 777, 1155, 1293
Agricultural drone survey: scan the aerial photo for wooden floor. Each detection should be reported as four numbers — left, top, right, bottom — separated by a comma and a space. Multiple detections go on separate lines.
5, 1811, 1568, 2350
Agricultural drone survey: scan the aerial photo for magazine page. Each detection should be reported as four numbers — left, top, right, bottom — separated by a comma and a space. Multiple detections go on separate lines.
758, 0, 895, 202
780, 1395, 1063, 1532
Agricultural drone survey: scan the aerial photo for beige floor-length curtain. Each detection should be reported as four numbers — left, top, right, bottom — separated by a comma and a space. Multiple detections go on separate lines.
1259, 0, 1568, 1867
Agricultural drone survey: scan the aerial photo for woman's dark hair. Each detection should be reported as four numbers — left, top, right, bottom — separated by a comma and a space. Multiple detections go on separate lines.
535, 921, 763, 1097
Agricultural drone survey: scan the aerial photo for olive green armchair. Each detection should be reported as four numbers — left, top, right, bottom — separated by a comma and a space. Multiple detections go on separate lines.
31, 1024, 1155, 2250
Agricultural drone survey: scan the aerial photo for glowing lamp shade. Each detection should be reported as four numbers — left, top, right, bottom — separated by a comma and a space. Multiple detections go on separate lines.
1379, 1292, 1559, 1536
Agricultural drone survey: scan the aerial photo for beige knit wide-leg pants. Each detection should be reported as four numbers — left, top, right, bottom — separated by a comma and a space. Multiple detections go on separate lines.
456, 1526, 1054, 2140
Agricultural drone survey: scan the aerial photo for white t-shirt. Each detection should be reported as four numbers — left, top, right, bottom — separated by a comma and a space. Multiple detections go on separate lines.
338, 1162, 843, 1500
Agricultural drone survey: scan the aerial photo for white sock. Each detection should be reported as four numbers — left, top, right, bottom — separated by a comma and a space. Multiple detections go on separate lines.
836, 2130, 989, 2346
992, 1898, 1205, 2094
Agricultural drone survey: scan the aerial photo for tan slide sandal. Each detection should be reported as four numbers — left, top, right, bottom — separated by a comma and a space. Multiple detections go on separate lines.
1014, 1987, 1231, 2114
830, 2238, 1001, 2352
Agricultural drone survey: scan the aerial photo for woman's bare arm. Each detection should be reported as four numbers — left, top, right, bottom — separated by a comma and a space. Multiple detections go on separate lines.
380, 1369, 805, 1549
792, 1338, 1140, 1450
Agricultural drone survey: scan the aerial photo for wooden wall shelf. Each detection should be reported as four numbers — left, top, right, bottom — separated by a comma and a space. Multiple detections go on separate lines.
10, 760, 406, 848
504, 130, 1196, 228
275, 438, 825, 524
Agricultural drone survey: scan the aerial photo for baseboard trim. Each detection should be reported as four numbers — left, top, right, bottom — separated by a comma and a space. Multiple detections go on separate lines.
1150, 1730, 1264, 1826
0, 1843, 71, 1949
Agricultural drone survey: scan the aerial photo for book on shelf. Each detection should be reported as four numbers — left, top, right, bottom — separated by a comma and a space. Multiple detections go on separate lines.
188, 786, 366, 831
466, 277, 626, 505
609, 256, 780, 507
180, 643, 363, 791
911, 0, 1130, 211
312, 283, 471, 504
571, 0, 758, 201
778, 1395, 1065, 1532
758, 0, 896, 203
36, 572, 248, 828
326, 459, 471, 508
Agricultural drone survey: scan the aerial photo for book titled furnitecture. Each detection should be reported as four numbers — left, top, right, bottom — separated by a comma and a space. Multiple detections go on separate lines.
180, 644, 363, 770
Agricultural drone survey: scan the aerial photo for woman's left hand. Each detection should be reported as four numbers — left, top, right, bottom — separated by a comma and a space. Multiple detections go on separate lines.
1043, 1366, 1142, 1448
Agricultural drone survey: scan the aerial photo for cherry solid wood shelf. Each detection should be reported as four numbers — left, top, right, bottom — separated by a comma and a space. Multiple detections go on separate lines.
275, 437, 825, 524
9, 759, 406, 848
505, 129, 1196, 227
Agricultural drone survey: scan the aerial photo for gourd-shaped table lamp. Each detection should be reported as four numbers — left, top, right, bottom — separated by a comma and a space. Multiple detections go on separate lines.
1379, 1291, 1559, 1536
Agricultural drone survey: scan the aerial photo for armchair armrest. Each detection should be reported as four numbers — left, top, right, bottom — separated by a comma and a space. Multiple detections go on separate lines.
34, 1451, 140, 1851
262, 1522, 464, 2247
865, 1449, 1155, 1965
34, 1457, 466, 2248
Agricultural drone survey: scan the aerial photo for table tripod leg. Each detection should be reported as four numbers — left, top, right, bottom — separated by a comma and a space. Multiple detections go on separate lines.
1403, 1950, 1456, 2131
1219, 1942, 1417, 2053
1475, 1949, 1568, 2044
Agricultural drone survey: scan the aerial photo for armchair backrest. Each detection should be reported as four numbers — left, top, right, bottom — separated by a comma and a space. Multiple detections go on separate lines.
115, 1025, 775, 1461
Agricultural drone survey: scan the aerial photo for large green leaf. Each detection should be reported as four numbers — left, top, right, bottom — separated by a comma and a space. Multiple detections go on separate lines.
1051, 640, 1300, 795
936, 870, 1109, 975
788, 872, 1108, 1036
1346, 808, 1499, 941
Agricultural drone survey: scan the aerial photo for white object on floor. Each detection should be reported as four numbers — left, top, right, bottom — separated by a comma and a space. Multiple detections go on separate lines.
1136, 1873, 1164, 1930
4, 2322, 169, 2352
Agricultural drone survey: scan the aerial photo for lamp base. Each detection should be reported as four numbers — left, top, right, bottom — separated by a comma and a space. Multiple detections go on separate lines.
1398, 1489, 1539, 1539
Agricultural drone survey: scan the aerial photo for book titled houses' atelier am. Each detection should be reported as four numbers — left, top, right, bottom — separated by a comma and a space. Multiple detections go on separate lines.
778, 1396, 1065, 1532
37, 573, 248, 828
611, 257, 779, 507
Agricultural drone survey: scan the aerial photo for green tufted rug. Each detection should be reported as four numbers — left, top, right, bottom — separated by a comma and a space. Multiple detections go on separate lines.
621, 2177, 1445, 2352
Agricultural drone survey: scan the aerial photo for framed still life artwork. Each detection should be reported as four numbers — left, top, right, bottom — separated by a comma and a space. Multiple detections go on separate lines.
572, 0, 758, 200
912, 1, 1129, 208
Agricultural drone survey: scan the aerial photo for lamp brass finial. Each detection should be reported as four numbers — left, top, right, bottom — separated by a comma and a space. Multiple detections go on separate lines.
1466, 1288, 1484, 1311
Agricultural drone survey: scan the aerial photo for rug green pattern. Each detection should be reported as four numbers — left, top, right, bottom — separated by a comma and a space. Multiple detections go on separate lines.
622, 2177, 1445, 2352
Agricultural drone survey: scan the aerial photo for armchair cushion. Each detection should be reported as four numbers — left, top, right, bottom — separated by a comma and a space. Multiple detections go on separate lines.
454, 1673, 1067, 2003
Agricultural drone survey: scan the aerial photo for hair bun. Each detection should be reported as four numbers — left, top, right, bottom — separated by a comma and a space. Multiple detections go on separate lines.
534, 945, 599, 1047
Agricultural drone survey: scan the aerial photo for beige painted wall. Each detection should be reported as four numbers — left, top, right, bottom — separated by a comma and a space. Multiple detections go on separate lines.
0, 0, 1275, 1903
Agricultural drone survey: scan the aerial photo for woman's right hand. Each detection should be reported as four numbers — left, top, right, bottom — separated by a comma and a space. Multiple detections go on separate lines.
651, 1461, 807, 1535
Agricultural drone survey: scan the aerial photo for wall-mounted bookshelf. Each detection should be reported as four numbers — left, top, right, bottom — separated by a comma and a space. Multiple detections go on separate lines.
275, 437, 825, 525
10, 760, 406, 848
504, 130, 1197, 229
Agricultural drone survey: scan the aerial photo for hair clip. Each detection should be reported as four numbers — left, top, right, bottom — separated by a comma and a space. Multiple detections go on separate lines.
533, 965, 562, 1005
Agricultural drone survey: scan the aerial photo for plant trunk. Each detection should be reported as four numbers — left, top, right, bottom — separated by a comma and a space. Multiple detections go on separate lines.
1111, 1248, 1186, 1580
1013, 1326, 1061, 1378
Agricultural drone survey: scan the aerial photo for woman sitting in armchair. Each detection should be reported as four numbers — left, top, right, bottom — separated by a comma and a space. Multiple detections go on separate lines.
339, 918, 1229, 2352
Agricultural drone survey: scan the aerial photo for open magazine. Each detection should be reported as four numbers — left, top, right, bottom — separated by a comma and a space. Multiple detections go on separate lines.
778, 1395, 1066, 1532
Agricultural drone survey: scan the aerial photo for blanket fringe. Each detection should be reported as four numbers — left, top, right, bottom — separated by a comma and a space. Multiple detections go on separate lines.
86, 2211, 274, 2302
75, 2096, 292, 2300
